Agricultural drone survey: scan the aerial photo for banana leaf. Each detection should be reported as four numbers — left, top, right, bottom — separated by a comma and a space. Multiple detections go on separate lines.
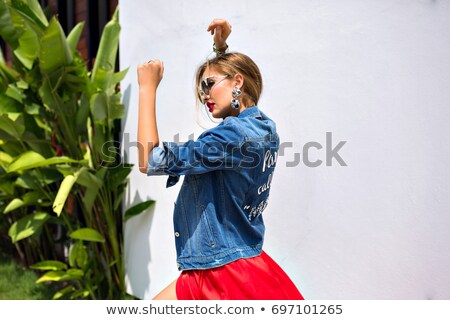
52, 167, 86, 216
39, 16, 72, 75
8, 211, 49, 243
69, 227, 105, 243
7, 151, 82, 173
66, 21, 84, 52
10, 0, 48, 30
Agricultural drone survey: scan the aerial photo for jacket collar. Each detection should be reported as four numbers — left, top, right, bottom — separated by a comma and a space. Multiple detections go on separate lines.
237, 106, 262, 119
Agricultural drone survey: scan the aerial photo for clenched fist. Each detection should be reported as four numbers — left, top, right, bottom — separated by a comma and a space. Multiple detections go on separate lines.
137, 60, 164, 90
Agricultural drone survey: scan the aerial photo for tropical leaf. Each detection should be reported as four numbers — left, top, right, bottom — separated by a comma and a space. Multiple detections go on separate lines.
0, 113, 25, 137
91, 7, 119, 90
34, 168, 63, 184
3, 198, 24, 213
5, 84, 26, 103
36, 270, 65, 283
109, 165, 132, 190
0, 62, 21, 83
39, 17, 73, 75
76, 169, 103, 189
75, 93, 90, 137
124, 200, 155, 222
7, 151, 81, 173
111, 68, 128, 84
8, 212, 49, 243
24, 102, 40, 114
68, 241, 88, 269
52, 167, 86, 216
0, 0, 20, 47
69, 289, 90, 299
90, 92, 107, 121
67, 21, 85, 52
52, 285, 75, 300
0, 150, 13, 166
82, 166, 106, 214
113, 186, 125, 211
0, 93, 23, 113
14, 28, 39, 69
10, 0, 49, 30
108, 93, 125, 120
36, 268, 83, 283
0, 180, 15, 195
31, 260, 68, 271
69, 227, 105, 243
3, 190, 43, 213
8, 151, 45, 169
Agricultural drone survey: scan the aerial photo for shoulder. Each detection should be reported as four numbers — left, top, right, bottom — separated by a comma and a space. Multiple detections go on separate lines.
228, 109, 278, 140
198, 119, 245, 145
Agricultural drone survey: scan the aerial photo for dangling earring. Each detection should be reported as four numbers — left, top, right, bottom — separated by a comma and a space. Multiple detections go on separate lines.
231, 86, 241, 109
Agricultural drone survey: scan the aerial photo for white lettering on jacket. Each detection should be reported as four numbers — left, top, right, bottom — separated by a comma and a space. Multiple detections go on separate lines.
244, 150, 278, 221
258, 173, 273, 195
262, 150, 278, 173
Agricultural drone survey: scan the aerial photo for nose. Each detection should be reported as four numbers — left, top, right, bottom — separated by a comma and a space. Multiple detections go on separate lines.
201, 93, 211, 103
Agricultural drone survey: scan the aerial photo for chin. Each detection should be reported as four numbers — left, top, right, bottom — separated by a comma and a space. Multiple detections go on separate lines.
211, 109, 222, 119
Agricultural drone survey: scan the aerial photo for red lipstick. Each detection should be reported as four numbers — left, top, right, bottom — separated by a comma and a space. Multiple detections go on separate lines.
206, 102, 215, 112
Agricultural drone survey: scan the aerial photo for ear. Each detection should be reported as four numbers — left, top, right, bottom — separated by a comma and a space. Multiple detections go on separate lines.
233, 73, 244, 88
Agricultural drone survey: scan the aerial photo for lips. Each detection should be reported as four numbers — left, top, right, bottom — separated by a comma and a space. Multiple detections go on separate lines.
206, 102, 215, 112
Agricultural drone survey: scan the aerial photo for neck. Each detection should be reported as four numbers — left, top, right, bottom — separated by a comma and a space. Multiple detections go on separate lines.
229, 100, 255, 117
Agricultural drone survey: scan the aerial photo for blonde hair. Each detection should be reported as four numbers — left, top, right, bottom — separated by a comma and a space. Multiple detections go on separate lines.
195, 52, 263, 108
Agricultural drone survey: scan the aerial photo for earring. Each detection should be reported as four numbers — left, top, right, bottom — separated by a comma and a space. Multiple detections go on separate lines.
231, 86, 241, 109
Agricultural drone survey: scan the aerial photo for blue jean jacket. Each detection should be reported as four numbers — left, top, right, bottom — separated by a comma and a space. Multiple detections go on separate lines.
147, 106, 279, 270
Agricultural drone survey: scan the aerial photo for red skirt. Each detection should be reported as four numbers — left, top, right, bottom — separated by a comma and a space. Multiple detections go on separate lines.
176, 251, 304, 300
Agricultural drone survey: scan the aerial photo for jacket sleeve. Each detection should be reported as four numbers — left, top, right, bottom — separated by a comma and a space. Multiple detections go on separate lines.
146, 122, 245, 187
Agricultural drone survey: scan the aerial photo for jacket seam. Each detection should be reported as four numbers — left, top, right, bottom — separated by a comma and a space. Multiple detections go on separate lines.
177, 243, 262, 262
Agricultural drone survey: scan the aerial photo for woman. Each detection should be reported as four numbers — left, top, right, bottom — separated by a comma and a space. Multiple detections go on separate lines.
137, 19, 304, 300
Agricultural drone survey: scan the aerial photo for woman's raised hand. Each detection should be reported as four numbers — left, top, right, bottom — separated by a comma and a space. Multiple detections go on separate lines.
207, 18, 232, 50
137, 60, 164, 90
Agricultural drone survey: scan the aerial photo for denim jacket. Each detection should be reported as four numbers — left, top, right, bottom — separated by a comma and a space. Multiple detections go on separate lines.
147, 106, 279, 270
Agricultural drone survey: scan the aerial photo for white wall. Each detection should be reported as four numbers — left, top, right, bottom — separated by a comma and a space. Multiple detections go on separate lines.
120, 0, 450, 299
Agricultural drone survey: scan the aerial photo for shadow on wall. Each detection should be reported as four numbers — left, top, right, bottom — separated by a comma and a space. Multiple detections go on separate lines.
124, 190, 155, 298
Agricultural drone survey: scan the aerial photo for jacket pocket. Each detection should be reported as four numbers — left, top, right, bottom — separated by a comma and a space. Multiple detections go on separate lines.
200, 204, 217, 249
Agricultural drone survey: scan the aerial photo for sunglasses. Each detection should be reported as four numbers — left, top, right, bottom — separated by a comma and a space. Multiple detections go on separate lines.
198, 75, 229, 101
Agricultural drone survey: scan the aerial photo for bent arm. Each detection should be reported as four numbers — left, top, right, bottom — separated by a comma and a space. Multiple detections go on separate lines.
137, 60, 164, 174
138, 84, 159, 173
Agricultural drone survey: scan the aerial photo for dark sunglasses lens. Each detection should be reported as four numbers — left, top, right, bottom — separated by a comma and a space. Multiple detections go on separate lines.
201, 80, 208, 95
206, 79, 218, 95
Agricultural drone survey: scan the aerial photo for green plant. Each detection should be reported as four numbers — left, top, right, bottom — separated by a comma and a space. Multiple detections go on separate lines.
0, 0, 153, 299
0, 253, 58, 299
